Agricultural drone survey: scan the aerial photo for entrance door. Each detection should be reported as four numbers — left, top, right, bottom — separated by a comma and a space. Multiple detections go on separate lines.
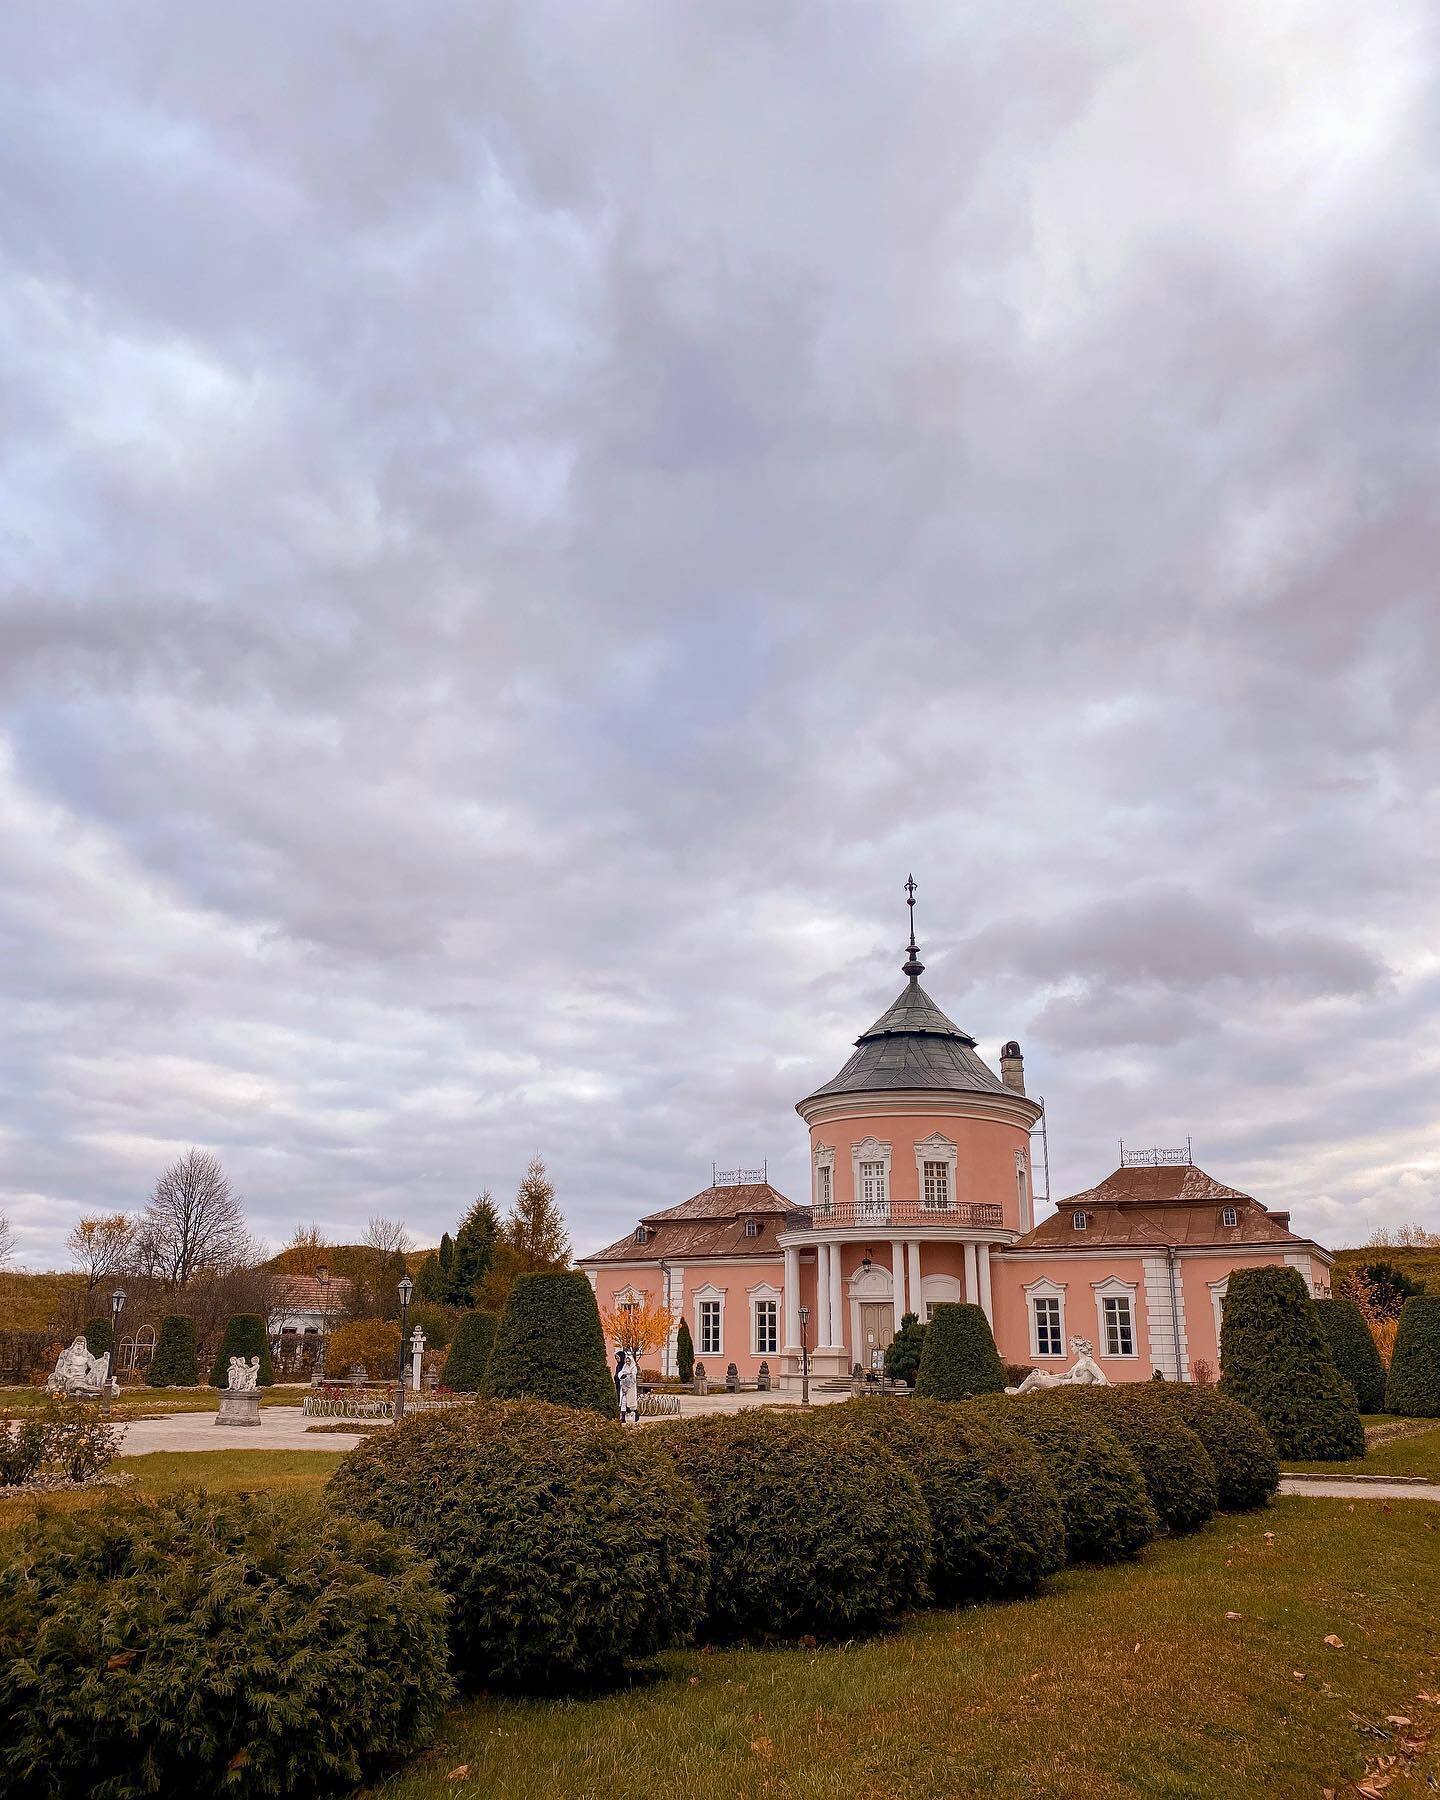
859, 1302, 893, 1370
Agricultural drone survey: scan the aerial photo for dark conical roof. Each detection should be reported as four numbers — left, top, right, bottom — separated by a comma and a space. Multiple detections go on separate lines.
798, 964, 1010, 1106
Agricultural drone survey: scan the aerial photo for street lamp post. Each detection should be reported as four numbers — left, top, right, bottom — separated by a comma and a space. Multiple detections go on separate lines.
314, 1264, 331, 1381
798, 1304, 811, 1407
394, 1275, 414, 1423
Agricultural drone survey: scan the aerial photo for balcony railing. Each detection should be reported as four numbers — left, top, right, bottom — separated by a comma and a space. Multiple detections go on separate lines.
805, 1200, 1005, 1230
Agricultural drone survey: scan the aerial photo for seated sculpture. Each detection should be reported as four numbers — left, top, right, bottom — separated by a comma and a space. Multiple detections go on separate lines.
226, 1355, 262, 1392
1006, 1337, 1110, 1394
47, 1335, 115, 1397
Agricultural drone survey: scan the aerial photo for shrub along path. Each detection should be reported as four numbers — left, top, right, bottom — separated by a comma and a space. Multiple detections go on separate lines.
365, 1500, 1440, 1800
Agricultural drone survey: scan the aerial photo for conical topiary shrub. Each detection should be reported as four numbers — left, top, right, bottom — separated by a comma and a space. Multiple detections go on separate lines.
1314, 1297, 1386, 1413
146, 1316, 199, 1388
676, 1318, 694, 1384
1218, 1266, 1364, 1459
914, 1303, 1006, 1400
1384, 1295, 1440, 1418
208, 1314, 275, 1388
444, 1310, 498, 1392
482, 1272, 616, 1416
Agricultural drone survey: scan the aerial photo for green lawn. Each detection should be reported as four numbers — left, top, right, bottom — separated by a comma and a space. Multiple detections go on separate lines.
0, 1448, 343, 1532
1286, 1422, 1440, 1481
365, 1501, 1440, 1800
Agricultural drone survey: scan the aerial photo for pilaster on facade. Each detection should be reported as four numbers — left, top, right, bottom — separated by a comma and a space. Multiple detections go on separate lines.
1142, 1255, 1189, 1381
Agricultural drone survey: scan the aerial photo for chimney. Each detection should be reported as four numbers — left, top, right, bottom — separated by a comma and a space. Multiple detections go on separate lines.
1000, 1039, 1026, 1095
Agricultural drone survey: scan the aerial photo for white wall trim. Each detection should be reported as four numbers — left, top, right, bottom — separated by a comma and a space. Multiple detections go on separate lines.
851, 1135, 893, 1221
913, 1131, 958, 1212
1208, 1275, 1230, 1357
1092, 1273, 1140, 1360
1023, 1274, 1067, 1360
812, 1141, 836, 1217
847, 1260, 894, 1366
1285, 1252, 1315, 1295
692, 1281, 726, 1360
747, 1280, 782, 1357
1014, 1147, 1032, 1233
919, 1272, 962, 1320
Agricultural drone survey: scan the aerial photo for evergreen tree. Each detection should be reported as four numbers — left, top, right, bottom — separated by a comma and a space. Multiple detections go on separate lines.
482, 1271, 615, 1415
884, 1311, 927, 1385
1385, 1295, 1440, 1417
1357, 1261, 1426, 1318
444, 1310, 499, 1391
415, 1251, 443, 1304
1219, 1265, 1365, 1459
676, 1317, 695, 1383
84, 1317, 113, 1359
1314, 1297, 1386, 1412
915, 1304, 1006, 1400
208, 1313, 275, 1387
447, 1195, 501, 1308
146, 1315, 199, 1387
505, 1156, 571, 1273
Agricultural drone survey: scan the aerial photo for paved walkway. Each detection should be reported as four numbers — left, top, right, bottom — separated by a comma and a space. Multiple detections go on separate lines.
1278, 1474, 1440, 1501
118, 1406, 371, 1455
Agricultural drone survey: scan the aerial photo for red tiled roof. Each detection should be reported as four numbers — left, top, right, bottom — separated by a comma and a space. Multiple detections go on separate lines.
584, 1183, 805, 1264
270, 1275, 354, 1309
1014, 1163, 1305, 1251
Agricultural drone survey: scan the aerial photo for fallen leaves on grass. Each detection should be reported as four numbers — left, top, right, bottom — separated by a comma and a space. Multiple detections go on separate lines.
1324, 1635, 1345, 1649
446, 1767, 470, 1782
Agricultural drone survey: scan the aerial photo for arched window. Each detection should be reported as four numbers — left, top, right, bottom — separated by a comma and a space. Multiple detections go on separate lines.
1073, 1211, 1088, 1231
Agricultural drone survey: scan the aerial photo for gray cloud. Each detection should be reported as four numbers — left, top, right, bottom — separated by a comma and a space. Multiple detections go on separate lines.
1, 0, 1437, 1267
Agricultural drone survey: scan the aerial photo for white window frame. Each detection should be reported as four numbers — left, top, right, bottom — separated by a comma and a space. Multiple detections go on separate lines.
851, 1136, 892, 1222
1024, 1276, 1067, 1360
919, 1273, 962, 1323
1209, 1276, 1229, 1351
749, 1283, 781, 1357
813, 1144, 835, 1218
1221, 1206, 1238, 1229
1014, 1148, 1031, 1232
693, 1284, 724, 1359
913, 1132, 958, 1213
743, 1218, 760, 1238
1092, 1276, 1139, 1360
1073, 1210, 1088, 1231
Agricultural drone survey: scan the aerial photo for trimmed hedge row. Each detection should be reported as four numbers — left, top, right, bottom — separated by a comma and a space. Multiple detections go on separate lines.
1042, 1386, 1217, 1533
811, 1398, 1065, 1600
973, 1394, 1158, 1563
1386, 1295, 1440, 1417
1149, 1383, 1280, 1510
656, 1411, 929, 1637
329, 1399, 706, 1688
0, 1491, 451, 1798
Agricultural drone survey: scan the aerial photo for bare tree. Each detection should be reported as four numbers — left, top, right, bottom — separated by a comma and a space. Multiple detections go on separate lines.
66, 1213, 137, 1302
142, 1149, 252, 1286
280, 1222, 331, 1276
363, 1216, 413, 1259
0, 1214, 14, 1269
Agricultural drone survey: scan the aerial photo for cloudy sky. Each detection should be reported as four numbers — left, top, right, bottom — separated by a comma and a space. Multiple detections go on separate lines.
2, 1, 1437, 1270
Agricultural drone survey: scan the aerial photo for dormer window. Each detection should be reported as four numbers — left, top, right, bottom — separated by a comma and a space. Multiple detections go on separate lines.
743, 1218, 760, 1238
1221, 1207, 1238, 1229
633, 1225, 649, 1244
1073, 1211, 1088, 1231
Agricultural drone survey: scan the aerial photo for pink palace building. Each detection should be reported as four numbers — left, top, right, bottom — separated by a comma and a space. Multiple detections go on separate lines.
581, 909, 1334, 1389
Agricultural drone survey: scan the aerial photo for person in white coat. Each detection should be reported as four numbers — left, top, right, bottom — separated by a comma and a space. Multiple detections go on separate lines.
618, 1349, 640, 1423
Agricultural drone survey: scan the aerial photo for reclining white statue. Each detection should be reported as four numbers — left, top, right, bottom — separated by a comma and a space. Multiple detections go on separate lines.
47, 1335, 116, 1397
1006, 1336, 1109, 1393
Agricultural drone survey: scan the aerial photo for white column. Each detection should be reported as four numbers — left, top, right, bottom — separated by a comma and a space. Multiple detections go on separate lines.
978, 1243, 994, 1325
890, 1239, 906, 1320
410, 1329, 425, 1391
963, 1240, 979, 1305
816, 1243, 832, 1347
828, 1243, 844, 1349
907, 1241, 923, 1317
783, 1246, 800, 1348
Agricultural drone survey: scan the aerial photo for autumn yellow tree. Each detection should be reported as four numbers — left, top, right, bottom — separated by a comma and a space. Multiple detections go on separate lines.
599, 1296, 676, 1358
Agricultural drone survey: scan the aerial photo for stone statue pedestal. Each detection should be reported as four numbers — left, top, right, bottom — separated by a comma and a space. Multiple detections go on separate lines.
216, 1390, 262, 1427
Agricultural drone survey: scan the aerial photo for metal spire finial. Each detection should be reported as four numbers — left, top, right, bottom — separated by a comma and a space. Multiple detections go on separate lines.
902, 873, 924, 980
